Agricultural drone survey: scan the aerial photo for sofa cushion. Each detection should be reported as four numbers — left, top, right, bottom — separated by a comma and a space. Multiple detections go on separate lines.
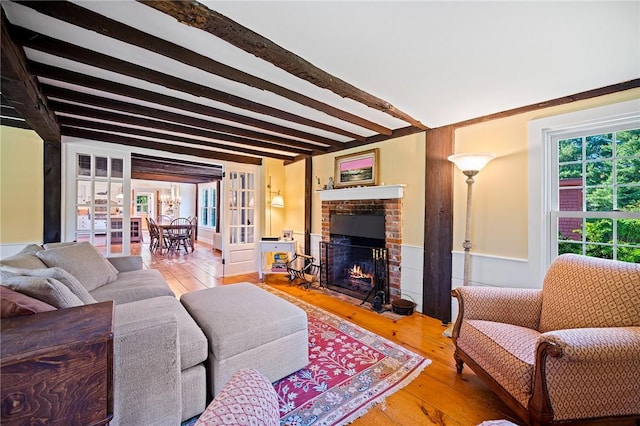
457, 319, 540, 407
539, 254, 640, 332
115, 296, 207, 370
89, 269, 175, 304
36, 242, 118, 291
1, 286, 56, 318
195, 369, 279, 426
0, 266, 97, 304
1, 276, 84, 309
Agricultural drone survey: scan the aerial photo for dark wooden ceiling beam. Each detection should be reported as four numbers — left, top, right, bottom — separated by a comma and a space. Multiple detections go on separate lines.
131, 160, 220, 182
51, 99, 312, 158
43, 85, 326, 155
58, 115, 294, 161
12, 25, 365, 142
14, 0, 392, 135
0, 10, 60, 141
139, 0, 428, 130
32, 62, 343, 148
62, 126, 262, 165
131, 171, 210, 184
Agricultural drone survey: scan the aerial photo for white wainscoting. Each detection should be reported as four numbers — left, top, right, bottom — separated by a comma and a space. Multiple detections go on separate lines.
450, 251, 534, 322
400, 244, 424, 313
0, 242, 41, 259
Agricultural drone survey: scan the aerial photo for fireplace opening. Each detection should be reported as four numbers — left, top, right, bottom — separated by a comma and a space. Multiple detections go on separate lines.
321, 213, 389, 306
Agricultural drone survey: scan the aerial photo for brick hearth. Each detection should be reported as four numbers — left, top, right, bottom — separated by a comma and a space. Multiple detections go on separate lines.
321, 198, 402, 299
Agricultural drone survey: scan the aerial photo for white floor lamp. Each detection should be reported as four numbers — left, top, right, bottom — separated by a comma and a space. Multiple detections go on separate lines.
443, 152, 496, 337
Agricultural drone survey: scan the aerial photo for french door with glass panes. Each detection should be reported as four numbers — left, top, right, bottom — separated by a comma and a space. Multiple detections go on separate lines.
222, 165, 259, 276
64, 145, 131, 255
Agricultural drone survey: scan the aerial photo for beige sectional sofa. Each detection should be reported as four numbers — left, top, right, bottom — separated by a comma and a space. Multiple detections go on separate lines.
1, 242, 208, 425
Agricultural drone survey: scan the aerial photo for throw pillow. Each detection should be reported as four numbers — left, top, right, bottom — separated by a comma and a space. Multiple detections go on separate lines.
0, 266, 97, 304
1, 286, 56, 318
1, 276, 84, 309
195, 369, 279, 426
36, 242, 118, 291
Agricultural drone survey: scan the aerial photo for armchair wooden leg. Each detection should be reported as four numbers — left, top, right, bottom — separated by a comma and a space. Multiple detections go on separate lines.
454, 351, 464, 374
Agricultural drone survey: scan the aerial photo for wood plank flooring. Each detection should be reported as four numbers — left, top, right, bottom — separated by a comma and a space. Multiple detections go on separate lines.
132, 238, 521, 426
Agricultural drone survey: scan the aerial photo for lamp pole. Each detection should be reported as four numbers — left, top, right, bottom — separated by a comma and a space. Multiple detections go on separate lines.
462, 170, 478, 287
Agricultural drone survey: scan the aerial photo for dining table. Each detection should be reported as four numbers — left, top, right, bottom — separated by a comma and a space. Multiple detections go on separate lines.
156, 221, 196, 254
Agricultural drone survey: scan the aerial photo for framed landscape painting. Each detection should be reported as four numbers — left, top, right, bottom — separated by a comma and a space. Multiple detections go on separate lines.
334, 148, 379, 188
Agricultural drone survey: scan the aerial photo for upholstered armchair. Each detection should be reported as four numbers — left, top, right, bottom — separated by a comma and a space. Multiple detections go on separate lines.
451, 254, 640, 425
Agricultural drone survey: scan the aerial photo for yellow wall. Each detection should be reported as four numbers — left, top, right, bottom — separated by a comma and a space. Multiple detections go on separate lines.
453, 88, 640, 259
284, 159, 306, 234
262, 157, 286, 237
310, 132, 426, 247
0, 126, 44, 244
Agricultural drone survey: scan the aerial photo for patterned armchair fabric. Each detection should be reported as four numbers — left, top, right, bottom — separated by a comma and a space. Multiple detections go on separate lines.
452, 254, 640, 426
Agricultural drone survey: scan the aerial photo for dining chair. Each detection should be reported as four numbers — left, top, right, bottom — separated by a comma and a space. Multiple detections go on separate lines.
157, 214, 173, 224
188, 216, 197, 250
147, 217, 169, 253
167, 217, 192, 253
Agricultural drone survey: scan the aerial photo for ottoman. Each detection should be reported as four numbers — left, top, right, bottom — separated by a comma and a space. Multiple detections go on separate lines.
180, 283, 309, 396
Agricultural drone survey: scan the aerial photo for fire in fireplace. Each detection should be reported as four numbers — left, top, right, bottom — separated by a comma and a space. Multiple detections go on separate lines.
320, 242, 389, 304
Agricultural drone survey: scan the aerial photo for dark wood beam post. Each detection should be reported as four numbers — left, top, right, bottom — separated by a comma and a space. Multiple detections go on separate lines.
0, 10, 60, 142
422, 126, 454, 323
43, 140, 61, 243
304, 156, 312, 256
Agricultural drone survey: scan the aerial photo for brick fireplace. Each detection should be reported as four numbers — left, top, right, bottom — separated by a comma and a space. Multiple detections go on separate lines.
320, 186, 404, 300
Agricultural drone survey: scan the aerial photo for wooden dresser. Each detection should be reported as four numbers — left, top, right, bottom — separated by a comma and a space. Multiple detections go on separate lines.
1, 301, 114, 425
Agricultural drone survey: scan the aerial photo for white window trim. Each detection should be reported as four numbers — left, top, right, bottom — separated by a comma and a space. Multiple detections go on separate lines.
199, 182, 217, 230
528, 99, 640, 285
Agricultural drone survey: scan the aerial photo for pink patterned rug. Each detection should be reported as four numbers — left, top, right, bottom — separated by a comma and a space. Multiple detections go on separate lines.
268, 286, 430, 426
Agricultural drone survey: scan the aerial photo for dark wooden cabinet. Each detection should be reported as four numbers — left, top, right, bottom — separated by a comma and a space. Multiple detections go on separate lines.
1, 301, 114, 426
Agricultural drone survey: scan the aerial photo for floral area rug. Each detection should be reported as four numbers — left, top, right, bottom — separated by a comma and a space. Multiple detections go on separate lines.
266, 285, 430, 426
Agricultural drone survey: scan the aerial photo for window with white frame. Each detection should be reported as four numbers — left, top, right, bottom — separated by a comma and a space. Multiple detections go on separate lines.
551, 127, 640, 262
199, 182, 218, 230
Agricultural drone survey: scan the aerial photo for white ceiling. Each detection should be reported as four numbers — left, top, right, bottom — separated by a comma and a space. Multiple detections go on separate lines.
2, 0, 638, 164
208, 0, 640, 127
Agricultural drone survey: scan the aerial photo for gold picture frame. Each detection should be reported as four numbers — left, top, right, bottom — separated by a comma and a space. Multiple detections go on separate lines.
334, 148, 379, 188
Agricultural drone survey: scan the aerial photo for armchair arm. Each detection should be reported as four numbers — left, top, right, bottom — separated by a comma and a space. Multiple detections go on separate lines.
452, 286, 542, 329
539, 326, 640, 362
107, 255, 143, 272
530, 326, 640, 423
112, 310, 181, 426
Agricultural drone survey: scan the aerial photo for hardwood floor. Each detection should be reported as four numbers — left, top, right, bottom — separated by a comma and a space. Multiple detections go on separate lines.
132, 238, 521, 426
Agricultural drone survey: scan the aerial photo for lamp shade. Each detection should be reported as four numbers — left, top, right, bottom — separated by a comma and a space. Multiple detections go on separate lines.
271, 194, 284, 208
448, 153, 496, 172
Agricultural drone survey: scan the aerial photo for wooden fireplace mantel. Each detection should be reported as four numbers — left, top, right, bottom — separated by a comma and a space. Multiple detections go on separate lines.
318, 184, 406, 201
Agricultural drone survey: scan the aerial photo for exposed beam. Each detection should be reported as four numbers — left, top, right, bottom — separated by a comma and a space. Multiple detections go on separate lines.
32, 62, 343, 148
0, 116, 31, 129
62, 126, 262, 165
339, 125, 425, 152
0, 10, 59, 141
14, 0, 392, 135
52, 99, 308, 158
44, 87, 325, 155
139, 0, 428, 130
12, 25, 365, 141
131, 171, 210, 184
57, 114, 296, 161
452, 78, 640, 129
422, 126, 453, 323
